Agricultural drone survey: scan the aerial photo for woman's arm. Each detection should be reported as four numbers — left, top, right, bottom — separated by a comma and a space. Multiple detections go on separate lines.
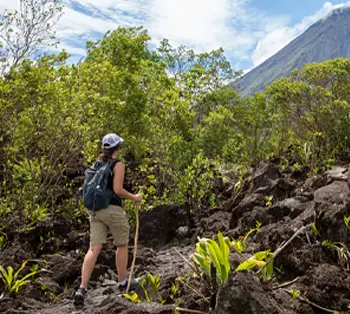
113, 162, 142, 202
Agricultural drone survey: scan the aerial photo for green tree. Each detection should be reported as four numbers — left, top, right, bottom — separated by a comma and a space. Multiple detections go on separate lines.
267, 58, 350, 164
157, 40, 241, 122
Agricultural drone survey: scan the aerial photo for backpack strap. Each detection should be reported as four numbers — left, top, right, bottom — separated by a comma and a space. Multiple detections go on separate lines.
110, 157, 121, 174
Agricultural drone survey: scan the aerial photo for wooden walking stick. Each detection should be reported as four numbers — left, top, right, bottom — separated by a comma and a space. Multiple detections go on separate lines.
126, 201, 140, 294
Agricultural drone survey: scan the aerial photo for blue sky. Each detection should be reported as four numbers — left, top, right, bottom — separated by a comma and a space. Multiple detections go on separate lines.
0, 0, 349, 72
252, 0, 345, 22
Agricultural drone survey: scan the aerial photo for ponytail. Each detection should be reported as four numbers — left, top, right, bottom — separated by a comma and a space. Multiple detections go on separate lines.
99, 143, 121, 162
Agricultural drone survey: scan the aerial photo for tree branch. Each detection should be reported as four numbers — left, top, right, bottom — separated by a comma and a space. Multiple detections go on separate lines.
256, 226, 307, 276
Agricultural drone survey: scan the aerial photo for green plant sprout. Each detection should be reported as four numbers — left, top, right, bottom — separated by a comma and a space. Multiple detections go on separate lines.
0, 260, 38, 294
311, 223, 319, 237
170, 282, 179, 301
291, 288, 300, 302
123, 272, 164, 304
344, 216, 350, 230
265, 195, 273, 207
322, 240, 350, 270
231, 221, 261, 254
123, 292, 141, 303
147, 273, 164, 304
191, 223, 261, 287
236, 250, 274, 281
191, 231, 231, 286
0, 231, 5, 249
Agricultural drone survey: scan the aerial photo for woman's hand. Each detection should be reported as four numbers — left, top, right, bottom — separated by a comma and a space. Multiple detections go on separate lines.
133, 194, 142, 202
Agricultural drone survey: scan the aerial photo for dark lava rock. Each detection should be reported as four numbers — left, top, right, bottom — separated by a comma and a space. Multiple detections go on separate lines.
255, 177, 295, 201
229, 194, 265, 228
47, 254, 81, 285
200, 210, 231, 235
213, 272, 304, 314
298, 264, 350, 312
139, 204, 194, 248
314, 180, 349, 205
38, 286, 174, 314
252, 161, 281, 190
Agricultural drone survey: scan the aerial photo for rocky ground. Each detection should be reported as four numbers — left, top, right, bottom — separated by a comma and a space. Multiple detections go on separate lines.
1, 160, 350, 314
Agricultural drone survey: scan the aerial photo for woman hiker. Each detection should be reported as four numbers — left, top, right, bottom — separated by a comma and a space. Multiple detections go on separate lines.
74, 133, 142, 306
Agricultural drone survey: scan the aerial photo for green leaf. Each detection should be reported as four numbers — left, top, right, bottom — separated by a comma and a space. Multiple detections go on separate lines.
12, 280, 27, 293
208, 239, 224, 264
207, 241, 224, 283
123, 292, 141, 303
13, 260, 28, 282
232, 239, 244, 254
191, 253, 210, 277
236, 259, 260, 271
254, 251, 269, 261
265, 259, 274, 279
0, 265, 13, 288
291, 288, 300, 302
17, 270, 37, 283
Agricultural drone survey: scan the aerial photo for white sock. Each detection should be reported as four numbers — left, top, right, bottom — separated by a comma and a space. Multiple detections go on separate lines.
119, 280, 127, 286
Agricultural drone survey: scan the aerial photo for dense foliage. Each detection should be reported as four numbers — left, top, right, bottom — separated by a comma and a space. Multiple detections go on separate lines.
0, 23, 349, 232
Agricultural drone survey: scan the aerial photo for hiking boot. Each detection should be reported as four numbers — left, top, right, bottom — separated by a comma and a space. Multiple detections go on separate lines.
73, 287, 87, 306
117, 279, 138, 294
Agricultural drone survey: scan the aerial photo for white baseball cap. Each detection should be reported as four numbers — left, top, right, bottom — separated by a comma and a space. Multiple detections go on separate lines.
102, 133, 124, 149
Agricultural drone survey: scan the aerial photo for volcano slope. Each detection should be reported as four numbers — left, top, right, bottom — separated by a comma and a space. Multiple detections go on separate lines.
1, 160, 350, 314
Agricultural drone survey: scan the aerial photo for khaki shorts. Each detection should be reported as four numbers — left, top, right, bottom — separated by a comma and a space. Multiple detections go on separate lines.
90, 205, 130, 246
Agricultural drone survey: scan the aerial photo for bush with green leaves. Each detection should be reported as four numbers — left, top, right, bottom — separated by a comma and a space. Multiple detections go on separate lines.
266, 58, 350, 167
0, 23, 239, 227
171, 154, 218, 212
1, 10, 350, 231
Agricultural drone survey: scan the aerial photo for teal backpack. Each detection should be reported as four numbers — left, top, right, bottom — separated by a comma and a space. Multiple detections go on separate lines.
82, 160, 114, 213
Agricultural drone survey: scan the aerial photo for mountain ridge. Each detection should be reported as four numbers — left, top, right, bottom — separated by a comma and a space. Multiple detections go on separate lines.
238, 6, 350, 96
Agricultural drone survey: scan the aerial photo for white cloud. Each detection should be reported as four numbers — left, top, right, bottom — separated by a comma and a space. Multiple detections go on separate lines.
252, 1, 350, 67
53, 0, 153, 56
149, 0, 238, 50
0, 0, 18, 11
147, 0, 290, 61
55, 0, 289, 60
52, 42, 86, 56
0, 0, 289, 62
57, 0, 262, 57
1, 0, 349, 68
329, 0, 350, 11
57, 7, 118, 37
